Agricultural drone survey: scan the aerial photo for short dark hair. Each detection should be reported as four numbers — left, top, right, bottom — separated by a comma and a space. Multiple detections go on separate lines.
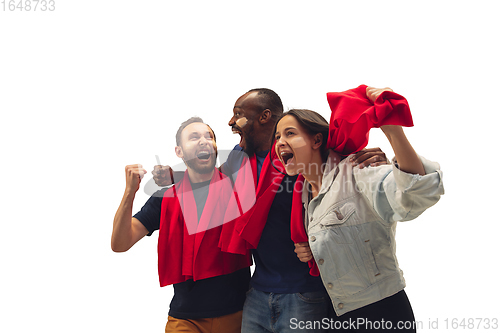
247, 88, 284, 119
175, 116, 216, 146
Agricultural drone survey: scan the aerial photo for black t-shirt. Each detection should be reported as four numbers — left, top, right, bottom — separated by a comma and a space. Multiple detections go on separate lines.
133, 178, 250, 319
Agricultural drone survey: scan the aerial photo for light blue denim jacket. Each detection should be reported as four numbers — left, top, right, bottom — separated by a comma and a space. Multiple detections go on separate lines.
303, 150, 444, 316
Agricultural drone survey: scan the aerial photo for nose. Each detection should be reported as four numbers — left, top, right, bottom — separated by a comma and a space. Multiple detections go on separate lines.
228, 117, 235, 127
276, 135, 286, 147
199, 136, 208, 146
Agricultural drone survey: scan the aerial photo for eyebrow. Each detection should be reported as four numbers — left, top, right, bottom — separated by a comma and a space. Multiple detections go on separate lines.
189, 131, 213, 137
275, 126, 296, 135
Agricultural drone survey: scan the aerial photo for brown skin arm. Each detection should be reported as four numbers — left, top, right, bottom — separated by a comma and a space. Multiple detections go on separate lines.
152, 165, 185, 186
350, 148, 389, 169
153, 163, 230, 186
153, 148, 389, 184
294, 242, 313, 262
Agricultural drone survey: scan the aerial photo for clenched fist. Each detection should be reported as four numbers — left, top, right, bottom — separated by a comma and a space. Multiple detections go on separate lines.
125, 164, 147, 194
152, 165, 174, 187
294, 242, 313, 262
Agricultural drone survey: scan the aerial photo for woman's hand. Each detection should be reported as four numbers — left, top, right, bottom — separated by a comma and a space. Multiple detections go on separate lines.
294, 242, 313, 262
366, 86, 393, 103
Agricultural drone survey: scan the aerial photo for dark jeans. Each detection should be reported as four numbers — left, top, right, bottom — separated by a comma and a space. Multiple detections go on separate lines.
241, 288, 331, 333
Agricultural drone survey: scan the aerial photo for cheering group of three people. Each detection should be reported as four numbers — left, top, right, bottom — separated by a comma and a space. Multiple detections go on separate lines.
111, 85, 444, 332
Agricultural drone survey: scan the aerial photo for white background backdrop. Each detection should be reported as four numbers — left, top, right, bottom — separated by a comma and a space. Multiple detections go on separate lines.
1, 1, 499, 332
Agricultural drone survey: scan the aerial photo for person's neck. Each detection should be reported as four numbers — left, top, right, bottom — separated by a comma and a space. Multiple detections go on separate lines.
187, 168, 214, 184
302, 153, 325, 198
253, 128, 274, 153
302, 150, 340, 199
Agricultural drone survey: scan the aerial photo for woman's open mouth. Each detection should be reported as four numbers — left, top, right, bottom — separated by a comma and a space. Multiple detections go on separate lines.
280, 151, 294, 166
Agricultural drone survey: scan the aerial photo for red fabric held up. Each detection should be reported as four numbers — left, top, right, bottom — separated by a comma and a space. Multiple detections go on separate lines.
326, 84, 413, 156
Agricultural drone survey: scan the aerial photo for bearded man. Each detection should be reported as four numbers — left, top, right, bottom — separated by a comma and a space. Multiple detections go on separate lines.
112, 117, 251, 333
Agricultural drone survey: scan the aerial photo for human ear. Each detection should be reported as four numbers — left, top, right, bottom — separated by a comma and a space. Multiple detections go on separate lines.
259, 109, 272, 124
312, 133, 323, 150
175, 146, 183, 158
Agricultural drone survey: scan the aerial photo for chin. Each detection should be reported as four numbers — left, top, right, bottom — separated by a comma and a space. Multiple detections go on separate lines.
186, 155, 217, 175
284, 166, 299, 177
194, 163, 216, 174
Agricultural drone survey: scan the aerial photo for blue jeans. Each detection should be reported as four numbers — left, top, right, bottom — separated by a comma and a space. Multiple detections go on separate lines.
241, 288, 332, 333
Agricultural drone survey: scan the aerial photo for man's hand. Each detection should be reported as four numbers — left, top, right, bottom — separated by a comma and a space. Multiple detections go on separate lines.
366, 86, 393, 103
152, 165, 173, 187
350, 148, 388, 169
125, 164, 147, 194
113, 165, 149, 253
294, 242, 313, 262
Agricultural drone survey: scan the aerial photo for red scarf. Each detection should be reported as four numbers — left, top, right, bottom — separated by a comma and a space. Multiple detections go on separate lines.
290, 85, 414, 276
217, 147, 320, 276
157, 169, 251, 287
219, 149, 286, 254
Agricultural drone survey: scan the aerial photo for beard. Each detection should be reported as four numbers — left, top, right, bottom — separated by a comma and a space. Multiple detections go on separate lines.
183, 149, 218, 174
242, 126, 257, 157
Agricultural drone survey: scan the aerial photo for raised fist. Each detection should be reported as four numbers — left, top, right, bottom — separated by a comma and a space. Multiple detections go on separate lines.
152, 165, 174, 187
125, 164, 147, 193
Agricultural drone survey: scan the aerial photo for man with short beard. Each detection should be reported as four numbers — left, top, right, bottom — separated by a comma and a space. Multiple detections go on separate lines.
112, 117, 251, 333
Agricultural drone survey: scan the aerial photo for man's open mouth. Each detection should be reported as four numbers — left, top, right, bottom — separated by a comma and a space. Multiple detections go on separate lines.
231, 126, 242, 135
197, 150, 212, 160
280, 151, 294, 166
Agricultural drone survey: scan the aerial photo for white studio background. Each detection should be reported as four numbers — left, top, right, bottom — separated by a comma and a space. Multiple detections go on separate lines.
1, 1, 498, 332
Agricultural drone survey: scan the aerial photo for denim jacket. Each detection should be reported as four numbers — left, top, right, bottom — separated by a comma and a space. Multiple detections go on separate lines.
303, 150, 444, 316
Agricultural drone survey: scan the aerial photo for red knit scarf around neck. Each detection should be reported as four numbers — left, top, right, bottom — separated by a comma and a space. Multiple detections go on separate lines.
157, 168, 251, 287
219, 150, 286, 254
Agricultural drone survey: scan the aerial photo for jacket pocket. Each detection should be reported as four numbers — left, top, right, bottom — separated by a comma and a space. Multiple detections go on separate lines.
363, 239, 381, 278
320, 202, 356, 226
